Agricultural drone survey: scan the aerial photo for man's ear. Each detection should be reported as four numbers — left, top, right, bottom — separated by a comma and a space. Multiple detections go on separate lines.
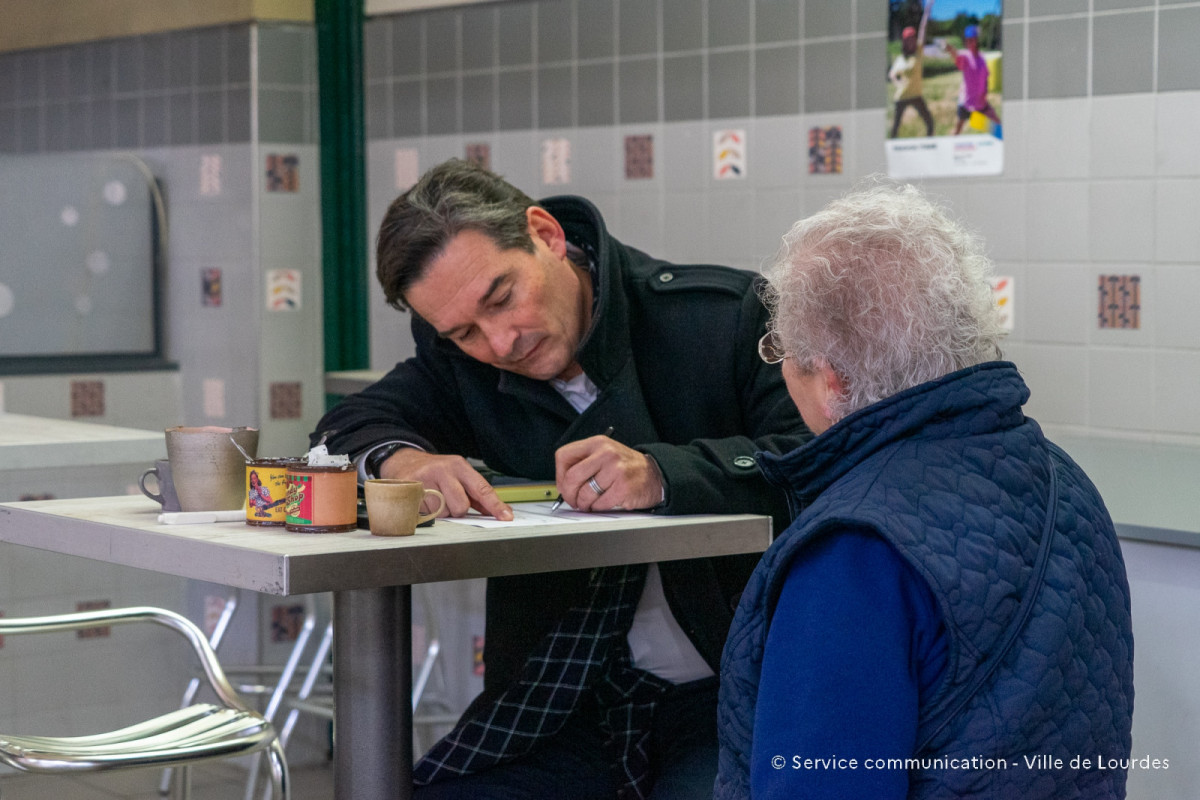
526, 206, 567, 259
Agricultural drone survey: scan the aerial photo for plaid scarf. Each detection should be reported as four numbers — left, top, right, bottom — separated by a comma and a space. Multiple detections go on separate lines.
413, 563, 670, 798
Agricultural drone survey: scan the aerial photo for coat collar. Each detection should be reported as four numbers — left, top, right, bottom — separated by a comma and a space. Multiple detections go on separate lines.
539, 195, 632, 388
758, 361, 1031, 504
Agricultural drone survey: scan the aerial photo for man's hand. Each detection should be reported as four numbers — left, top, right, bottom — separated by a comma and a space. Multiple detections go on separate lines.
555, 436, 664, 512
377, 448, 513, 521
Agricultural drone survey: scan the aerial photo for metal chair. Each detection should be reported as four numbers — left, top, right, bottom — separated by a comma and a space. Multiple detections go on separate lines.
242, 584, 458, 799
0, 606, 289, 800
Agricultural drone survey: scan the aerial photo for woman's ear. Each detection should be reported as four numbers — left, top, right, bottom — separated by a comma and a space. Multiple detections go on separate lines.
526, 206, 567, 258
819, 362, 845, 421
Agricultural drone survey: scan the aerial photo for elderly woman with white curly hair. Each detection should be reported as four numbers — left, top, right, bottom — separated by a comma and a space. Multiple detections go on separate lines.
714, 183, 1134, 800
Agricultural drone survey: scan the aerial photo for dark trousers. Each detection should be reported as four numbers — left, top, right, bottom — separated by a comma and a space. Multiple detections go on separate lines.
413, 678, 719, 800
892, 96, 934, 137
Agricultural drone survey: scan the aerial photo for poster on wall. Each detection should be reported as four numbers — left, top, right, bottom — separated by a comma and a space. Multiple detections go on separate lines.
885, 0, 1003, 178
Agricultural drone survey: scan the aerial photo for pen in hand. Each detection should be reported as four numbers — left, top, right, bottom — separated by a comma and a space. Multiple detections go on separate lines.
550, 426, 614, 512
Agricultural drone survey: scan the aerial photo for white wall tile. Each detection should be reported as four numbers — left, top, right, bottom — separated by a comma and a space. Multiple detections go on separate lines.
752, 188, 804, 266
612, 191, 665, 255
1155, 350, 1200, 435
1154, 179, 1200, 263
1156, 265, 1200, 349
1089, 180, 1155, 263
1025, 98, 1091, 179
1156, 91, 1200, 176
1016, 344, 1089, 425
567, 127, 621, 194
995, 101, 1027, 181
660, 121, 708, 191
1088, 347, 1155, 431
966, 182, 1027, 262
848, 109, 887, 178
489, 130, 539, 190
750, 116, 805, 189
1023, 263, 1092, 344
662, 191, 709, 263
706, 191, 757, 265
1090, 94, 1157, 178
420, 134, 467, 175
1026, 182, 1090, 261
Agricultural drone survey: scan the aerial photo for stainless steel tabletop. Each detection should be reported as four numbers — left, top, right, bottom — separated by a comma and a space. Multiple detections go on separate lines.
0, 495, 772, 594
0, 412, 165, 469
323, 369, 385, 396
0, 494, 772, 800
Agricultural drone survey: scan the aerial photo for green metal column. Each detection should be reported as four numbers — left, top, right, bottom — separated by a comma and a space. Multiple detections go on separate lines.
316, 0, 369, 374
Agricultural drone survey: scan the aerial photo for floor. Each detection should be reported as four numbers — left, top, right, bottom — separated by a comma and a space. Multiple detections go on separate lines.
0, 759, 334, 799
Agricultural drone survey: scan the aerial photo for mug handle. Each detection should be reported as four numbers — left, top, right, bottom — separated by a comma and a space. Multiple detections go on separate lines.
139, 468, 164, 504
416, 488, 446, 524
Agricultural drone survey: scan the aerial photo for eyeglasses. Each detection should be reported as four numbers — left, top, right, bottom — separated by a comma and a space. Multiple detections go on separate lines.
758, 330, 788, 365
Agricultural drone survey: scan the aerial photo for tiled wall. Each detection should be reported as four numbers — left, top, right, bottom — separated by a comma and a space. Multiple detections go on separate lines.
0, 21, 325, 759
362, 0, 1200, 445
0, 26, 253, 151
0, 22, 325, 458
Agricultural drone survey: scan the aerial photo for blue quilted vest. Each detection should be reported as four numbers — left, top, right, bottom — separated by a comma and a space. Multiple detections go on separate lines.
715, 362, 1134, 799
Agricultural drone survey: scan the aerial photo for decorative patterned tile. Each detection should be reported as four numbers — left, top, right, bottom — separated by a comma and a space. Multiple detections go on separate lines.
465, 142, 491, 170
75, 599, 112, 638
807, 126, 843, 174
267, 269, 302, 311
271, 603, 305, 642
70, 380, 105, 417
473, 634, 486, 676
203, 378, 226, 419
265, 153, 299, 192
541, 137, 571, 185
199, 153, 222, 196
395, 147, 420, 190
270, 381, 303, 420
624, 134, 654, 179
992, 276, 1015, 332
1098, 274, 1141, 329
203, 595, 228, 638
713, 129, 746, 179
202, 267, 222, 307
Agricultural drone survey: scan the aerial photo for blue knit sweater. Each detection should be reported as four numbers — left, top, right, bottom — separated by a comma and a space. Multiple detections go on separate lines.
716, 362, 1134, 799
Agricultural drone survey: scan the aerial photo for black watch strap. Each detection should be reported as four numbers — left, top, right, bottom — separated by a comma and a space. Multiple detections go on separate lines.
366, 443, 405, 476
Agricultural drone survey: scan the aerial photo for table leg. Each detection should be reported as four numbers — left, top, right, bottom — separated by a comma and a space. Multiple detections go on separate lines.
334, 585, 413, 800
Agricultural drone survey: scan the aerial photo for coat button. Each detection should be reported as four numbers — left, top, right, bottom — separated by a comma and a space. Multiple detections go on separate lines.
733, 455, 756, 469
658, 271, 674, 283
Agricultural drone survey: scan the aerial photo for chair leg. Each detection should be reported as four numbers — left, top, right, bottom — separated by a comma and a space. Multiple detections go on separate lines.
160, 591, 239, 794
266, 739, 291, 800
169, 764, 193, 800
245, 597, 317, 800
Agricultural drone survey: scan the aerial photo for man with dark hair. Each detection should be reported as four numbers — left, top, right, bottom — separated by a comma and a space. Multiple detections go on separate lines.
313, 159, 810, 799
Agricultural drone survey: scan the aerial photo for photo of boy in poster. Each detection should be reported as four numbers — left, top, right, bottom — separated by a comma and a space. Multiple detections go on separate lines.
886, 0, 1003, 140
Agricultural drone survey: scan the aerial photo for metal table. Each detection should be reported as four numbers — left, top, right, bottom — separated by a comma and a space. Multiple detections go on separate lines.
0, 495, 772, 799
0, 412, 164, 470
323, 369, 385, 396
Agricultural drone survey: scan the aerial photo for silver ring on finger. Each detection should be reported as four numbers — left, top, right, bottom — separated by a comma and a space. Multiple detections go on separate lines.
587, 476, 606, 496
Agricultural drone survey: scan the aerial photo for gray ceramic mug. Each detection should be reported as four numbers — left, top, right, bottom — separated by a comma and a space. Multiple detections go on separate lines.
139, 458, 182, 513
164, 426, 259, 512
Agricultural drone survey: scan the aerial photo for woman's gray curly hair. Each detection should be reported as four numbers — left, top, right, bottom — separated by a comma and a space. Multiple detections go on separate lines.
761, 181, 1004, 423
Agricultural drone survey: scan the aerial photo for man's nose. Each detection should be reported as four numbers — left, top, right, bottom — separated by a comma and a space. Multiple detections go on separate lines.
481, 320, 518, 359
